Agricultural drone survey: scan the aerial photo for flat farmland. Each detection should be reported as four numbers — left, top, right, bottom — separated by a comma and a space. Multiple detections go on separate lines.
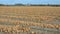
0, 6, 60, 34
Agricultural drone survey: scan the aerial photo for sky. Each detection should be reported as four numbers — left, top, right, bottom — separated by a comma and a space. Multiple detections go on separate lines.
0, 0, 60, 5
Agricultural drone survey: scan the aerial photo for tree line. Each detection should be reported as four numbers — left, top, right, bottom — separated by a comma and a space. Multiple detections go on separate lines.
0, 4, 60, 6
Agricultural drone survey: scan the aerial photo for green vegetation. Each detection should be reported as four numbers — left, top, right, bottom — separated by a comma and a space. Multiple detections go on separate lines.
0, 4, 5, 6
0, 4, 60, 6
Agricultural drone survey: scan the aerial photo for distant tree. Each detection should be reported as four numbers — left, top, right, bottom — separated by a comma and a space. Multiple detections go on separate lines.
15, 4, 25, 6
0, 4, 5, 6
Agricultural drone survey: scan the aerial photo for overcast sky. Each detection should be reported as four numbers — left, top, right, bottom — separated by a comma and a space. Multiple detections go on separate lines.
0, 0, 60, 5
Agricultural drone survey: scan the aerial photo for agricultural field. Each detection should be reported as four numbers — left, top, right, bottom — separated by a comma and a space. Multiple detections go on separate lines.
0, 6, 60, 34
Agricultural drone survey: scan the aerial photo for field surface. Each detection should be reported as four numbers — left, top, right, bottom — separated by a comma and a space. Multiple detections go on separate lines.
0, 6, 60, 34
